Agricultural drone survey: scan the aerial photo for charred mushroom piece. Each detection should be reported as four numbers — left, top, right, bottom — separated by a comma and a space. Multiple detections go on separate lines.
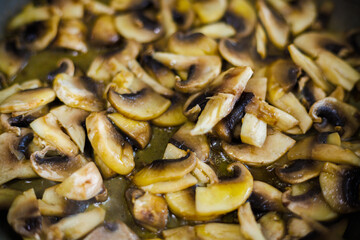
195, 162, 253, 216
108, 87, 171, 121
195, 223, 244, 240
238, 202, 266, 240
275, 160, 324, 184
259, 212, 285, 240
0, 40, 29, 77
249, 181, 286, 212
53, 73, 104, 112
193, 0, 227, 24
219, 38, 254, 68
47, 58, 75, 83
86, 112, 134, 175
267, 59, 300, 95
319, 162, 360, 213
115, 12, 163, 43
91, 15, 120, 46
192, 22, 236, 39
53, 19, 87, 52
84, 221, 140, 240
7, 189, 42, 238
309, 97, 360, 139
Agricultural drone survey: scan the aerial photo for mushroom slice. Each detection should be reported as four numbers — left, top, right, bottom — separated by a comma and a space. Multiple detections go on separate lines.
49, 0, 84, 19
170, 122, 210, 162
0, 40, 29, 77
298, 76, 326, 109
0, 87, 55, 114
195, 162, 253, 216
309, 97, 360, 139
115, 12, 163, 43
320, 162, 360, 213
275, 160, 324, 184
222, 129, 295, 167
110, 0, 151, 11
151, 96, 187, 127
152, 52, 222, 93
127, 189, 168, 231
45, 207, 105, 240
84, 221, 140, 240
183, 91, 212, 122
238, 202, 266, 240
38, 185, 66, 216
91, 15, 120, 46
255, 24, 267, 59
165, 188, 218, 221
7, 188, 42, 238
168, 32, 218, 56
288, 44, 332, 92
86, 112, 134, 175
94, 153, 117, 180
108, 87, 171, 121
108, 112, 151, 149
259, 212, 285, 240
249, 181, 286, 212
0, 79, 42, 104
256, 0, 289, 49
8, 3, 52, 30
191, 66, 253, 135
193, 0, 227, 24
195, 223, 244, 240
30, 113, 79, 156
47, 58, 75, 83
192, 22, 236, 39
286, 218, 313, 239
53, 73, 104, 112
0, 188, 21, 209
219, 38, 254, 68
50, 105, 89, 153
162, 226, 196, 240
85, 0, 115, 15
342, 141, 360, 157
133, 152, 197, 186
53, 19, 87, 52
282, 181, 338, 221
316, 50, 360, 91
55, 162, 103, 201
240, 113, 267, 148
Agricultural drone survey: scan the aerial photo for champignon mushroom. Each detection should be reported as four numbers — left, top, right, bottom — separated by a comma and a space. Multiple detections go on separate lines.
183, 91, 212, 122
192, 22, 236, 39
219, 38, 254, 68
259, 212, 285, 240
0, 188, 21, 209
240, 113, 267, 147
47, 58, 75, 83
0, 40, 29, 77
309, 97, 360, 139
91, 15, 120, 46
238, 202, 266, 240
249, 181, 286, 212
110, 0, 151, 11
193, 0, 227, 24
84, 221, 140, 240
151, 95, 187, 127
86, 112, 134, 175
319, 162, 360, 213
93, 153, 117, 180
85, 0, 115, 15
162, 226, 196, 239
286, 218, 313, 239
195, 223, 244, 240
275, 160, 324, 184
255, 23, 267, 59
53, 18, 88, 52
297, 76, 326, 109
7, 188, 42, 238
48, 0, 84, 19
195, 162, 253, 216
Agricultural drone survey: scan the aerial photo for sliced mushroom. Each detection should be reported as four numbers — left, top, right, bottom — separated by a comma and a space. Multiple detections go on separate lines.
183, 91, 212, 122
249, 181, 286, 212
8, 3, 52, 30
47, 58, 75, 83
110, 0, 151, 11
115, 12, 163, 43
162, 226, 196, 240
297, 76, 326, 109
152, 96, 187, 127
85, 0, 115, 15
0, 87, 55, 114
86, 112, 134, 175
255, 23, 267, 59
240, 113, 267, 148
259, 212, 285, 240
192, 22, 236, 39
38, 185, 66, 217
319, 162, 360, 213
219, 38, 254, 68
108, 112, 151, 149
275, 160, 324, 184
256, 0, 289, 49
0, 40, 29, 77
94, 153, 117, 180
282, 181, 338, 221
223, 129, 295, 167
53, 18, 87, 52
127, 189, 168, 231
195, 223, 244, 240
195, 162, 253, 216
91, 15, 120, 46
0, 188, 21, 209
49, 0, 84, 19
53, 73, 104, 112
84, 221, 140, 240
286, 218, 313, 239
342, 141, 360, 157
193, 0, 227, 24
309, 97, 360, 139
7, 188, 42, 238
238, 202, 266, 240
108, 87, 171, 121
153, 52, 222, 93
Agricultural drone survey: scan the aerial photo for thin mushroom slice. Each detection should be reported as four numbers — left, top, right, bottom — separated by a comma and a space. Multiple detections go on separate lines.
55, 162, 103, 201
320, 162, 360, 213
259, 212, 285, 240
0, 79, 42, 104
286, 218, 313, 239
249, 181, 286, 213
53, 19, 88, 53
53, 73, 104, 112
195, 223, 245, 240
162, 226, 196, 240
108, 87, 171, 121
309, 97, 360, 139
238, 202, 266, 240
195, 162, 253, 216
193, 0, 227, 24
0, 87, 55, 114
219, 38, 254, 68
47, 58, 75, 83
255, 23, 267, 59
282, 181, 338, 221
222, 129, 295, 167
91, 15, 120, 46
86, 112, 134, 175
151, 96, 187, 127
0, 40, 29, 77
110, 0, 152, 11
38, 185, 66, 217
84, 221, 140, 240
256, 0, 289, 49
192, 22, 236, 39
115, 12, 163, 43
275, 160, 324, 184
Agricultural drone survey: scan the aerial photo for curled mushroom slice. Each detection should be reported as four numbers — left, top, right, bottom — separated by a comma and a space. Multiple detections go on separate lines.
192, 22, 236, 39
53, 19, 87, 52
133, 152, 197, 186
84, 221, 140, 240
249, 181, 286, 212
259, 212, 285, 240
115, 12, 163, 43
316, 50, 360, 91
91, 15, 120, 46
219, 38, 254, 68
256, 0, 289, 49
282, 181, 338, 221
193, 0, 227, 24
320, 162, 360, 213
108, 87, 171, 121
238, 202, 266, 240
0, 40, 29, 77
86, 112, 134, 175
309, 97, 360, 139
152, 52, 222, 93
275, 160, 324, 184
0, 87, 55, 114
195, 162, 253, 216
168, 32, 218, 56
7, 188, 42, 238
223, 129, 295, 167
195, 223, 244, 240
53, 73, 104, 112
55, 162, 103, 201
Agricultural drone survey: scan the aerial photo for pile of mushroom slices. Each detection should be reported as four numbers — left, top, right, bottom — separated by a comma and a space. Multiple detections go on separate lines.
1, 0, 360, 239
